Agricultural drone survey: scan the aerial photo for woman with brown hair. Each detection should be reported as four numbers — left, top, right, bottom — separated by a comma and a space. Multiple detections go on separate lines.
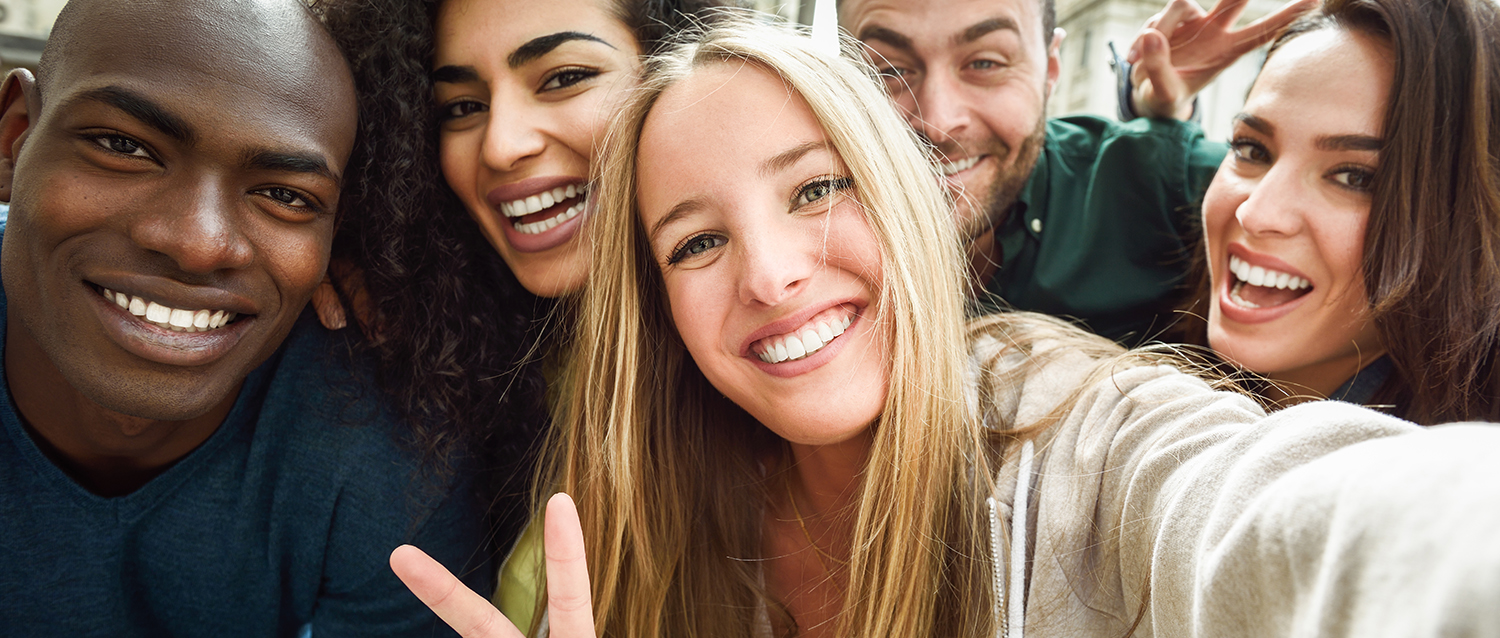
1181, 0, 1500, 424
390, 15, 1500, 638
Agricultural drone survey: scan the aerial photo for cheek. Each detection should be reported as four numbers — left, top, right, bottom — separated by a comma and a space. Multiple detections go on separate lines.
262, 221, 336, 307
1201, 175, 1244, 249
438, 132, 479, 196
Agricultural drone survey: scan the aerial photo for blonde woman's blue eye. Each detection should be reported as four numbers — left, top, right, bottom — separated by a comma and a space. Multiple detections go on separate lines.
795, 177, 853, 207
667, 234, 726, 264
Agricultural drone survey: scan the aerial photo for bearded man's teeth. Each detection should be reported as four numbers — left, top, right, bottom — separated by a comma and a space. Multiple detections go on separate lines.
940, 156, 981, 176
101, 287, 237, 333
756, 315, 854, 364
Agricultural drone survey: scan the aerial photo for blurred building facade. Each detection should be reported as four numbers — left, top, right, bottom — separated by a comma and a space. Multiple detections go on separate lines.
0, 0, 63, 71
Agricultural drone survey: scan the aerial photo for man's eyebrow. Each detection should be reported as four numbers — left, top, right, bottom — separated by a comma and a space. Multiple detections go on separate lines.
760, 141, 825, 178
64, 86, 195, 144
243, 149, 340, 185
959, 17, 1021, 45
858, 26, 914, 53
432, 64, 482, 84
1233, 113, 1274, 137
509, 31, 615, 68
1317, 134, 1383, 152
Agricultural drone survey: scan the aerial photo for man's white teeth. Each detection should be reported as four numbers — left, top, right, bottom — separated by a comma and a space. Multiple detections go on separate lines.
101, 288, 236, 333
500, 184, 582, 218
1229, 255, 1309, 291
515, 201, 585, 235
940, 156, 980, 176
757, 315, 853, 364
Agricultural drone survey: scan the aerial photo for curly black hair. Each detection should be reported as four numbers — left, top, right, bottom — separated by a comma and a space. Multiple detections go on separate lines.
314, 0, 750, 550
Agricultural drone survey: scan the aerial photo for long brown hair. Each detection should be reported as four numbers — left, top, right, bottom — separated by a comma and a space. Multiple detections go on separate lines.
1178, 0, 1500, 424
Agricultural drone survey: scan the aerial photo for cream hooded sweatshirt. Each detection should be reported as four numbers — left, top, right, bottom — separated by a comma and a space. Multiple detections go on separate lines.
975, 333, 1500, 637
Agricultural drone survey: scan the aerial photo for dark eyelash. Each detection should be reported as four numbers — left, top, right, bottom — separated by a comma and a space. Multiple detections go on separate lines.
543, 66, 602, 91
795, 176, 854, 205
666, 233, 719, 265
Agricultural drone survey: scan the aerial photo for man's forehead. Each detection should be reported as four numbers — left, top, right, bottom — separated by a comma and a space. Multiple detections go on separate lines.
843, 0, 1042, 43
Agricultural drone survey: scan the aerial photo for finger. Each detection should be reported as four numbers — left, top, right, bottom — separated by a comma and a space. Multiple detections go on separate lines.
1229, 0, 1317, 53
311, 276, 347, 330
1136, 30, 1186, 118
391, 545, 522, 638
1153, 0, 1206, 40
1127, 27, 1151, 64
1202, 0, 1252, 29
543, 493, 597, 637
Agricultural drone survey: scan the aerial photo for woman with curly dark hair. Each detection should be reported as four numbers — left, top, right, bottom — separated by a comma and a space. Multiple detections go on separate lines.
316, 0, 743, 550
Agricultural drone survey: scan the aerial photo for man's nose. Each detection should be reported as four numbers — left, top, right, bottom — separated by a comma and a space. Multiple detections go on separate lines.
129, 177, 253, 274
911, 72, 973, 147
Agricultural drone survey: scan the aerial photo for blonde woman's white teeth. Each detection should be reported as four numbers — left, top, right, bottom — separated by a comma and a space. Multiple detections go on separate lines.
800, 330, 823, 354
541, 191, 555, 209
566, 184, 577, 199
773, 341, 789, 362
816, 322, 834, 342
842, 316, 852, 329
784, 337, 806, 360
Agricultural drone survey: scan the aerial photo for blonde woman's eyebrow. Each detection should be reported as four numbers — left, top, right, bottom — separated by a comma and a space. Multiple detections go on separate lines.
760, 141, 827, 178
649, 198, 707, 244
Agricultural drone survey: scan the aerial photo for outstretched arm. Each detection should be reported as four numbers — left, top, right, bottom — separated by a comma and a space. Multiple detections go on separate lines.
1125, 0, 1316, 120
392, 493, 597, 638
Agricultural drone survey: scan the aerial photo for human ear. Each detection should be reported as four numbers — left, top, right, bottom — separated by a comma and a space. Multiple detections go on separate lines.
0, 68, 38, 203
1045, 28, 1065, 100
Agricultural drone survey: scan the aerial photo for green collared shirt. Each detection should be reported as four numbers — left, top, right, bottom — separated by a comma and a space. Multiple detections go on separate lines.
979, 115, 1226, 346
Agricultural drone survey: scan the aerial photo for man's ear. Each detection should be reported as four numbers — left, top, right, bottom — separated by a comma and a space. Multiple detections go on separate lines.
0, 68, 38, 203
1045, 28, 1065, 100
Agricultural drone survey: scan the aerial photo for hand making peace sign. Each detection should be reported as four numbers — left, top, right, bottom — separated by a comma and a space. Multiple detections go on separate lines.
391, 493, 595, 638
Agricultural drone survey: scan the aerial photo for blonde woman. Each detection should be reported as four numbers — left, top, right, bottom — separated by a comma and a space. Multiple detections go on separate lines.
392, 16, 1500, 637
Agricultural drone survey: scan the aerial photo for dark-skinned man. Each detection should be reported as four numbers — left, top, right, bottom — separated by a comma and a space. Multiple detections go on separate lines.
841, 0, 1313, 345
0, 0, 487, 635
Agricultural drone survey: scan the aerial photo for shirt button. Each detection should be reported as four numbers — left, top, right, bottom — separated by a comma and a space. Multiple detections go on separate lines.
1030, 218, 1043, 233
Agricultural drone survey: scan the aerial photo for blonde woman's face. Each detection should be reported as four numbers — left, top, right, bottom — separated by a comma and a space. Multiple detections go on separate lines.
432, 0, 641, 297
637, 63, 890, 445
1203, 28, 1390, 398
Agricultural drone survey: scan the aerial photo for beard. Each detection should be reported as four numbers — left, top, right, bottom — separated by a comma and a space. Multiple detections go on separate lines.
960, 117, 1047, 242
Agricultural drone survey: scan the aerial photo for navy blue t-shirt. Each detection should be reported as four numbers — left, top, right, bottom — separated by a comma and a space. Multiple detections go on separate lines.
0, 229, 491, 636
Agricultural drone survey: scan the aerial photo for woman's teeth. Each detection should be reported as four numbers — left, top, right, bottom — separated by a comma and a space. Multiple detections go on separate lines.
1229, 255, 1310, 291
940, 156, 980, 176
499, 184, 583, 218
756, 315, 853, 364
514, 201, 584, 235
101, 287, 237, 333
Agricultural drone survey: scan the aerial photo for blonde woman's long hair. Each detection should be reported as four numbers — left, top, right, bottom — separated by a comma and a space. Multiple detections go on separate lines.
540, 14, 998, 636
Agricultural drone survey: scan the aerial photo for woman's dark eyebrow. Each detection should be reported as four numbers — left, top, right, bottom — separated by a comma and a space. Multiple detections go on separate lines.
432, 65, 481, 84
1233, 112, 1274, 136
508, 31, 615, 68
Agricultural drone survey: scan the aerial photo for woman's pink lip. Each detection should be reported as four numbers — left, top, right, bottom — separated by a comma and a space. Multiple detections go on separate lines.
747, 313, 859, 379
739, 300, 861, 357
1216, 243, 1313, 325
485, 175, 586, 207
89, 286, 253, 367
